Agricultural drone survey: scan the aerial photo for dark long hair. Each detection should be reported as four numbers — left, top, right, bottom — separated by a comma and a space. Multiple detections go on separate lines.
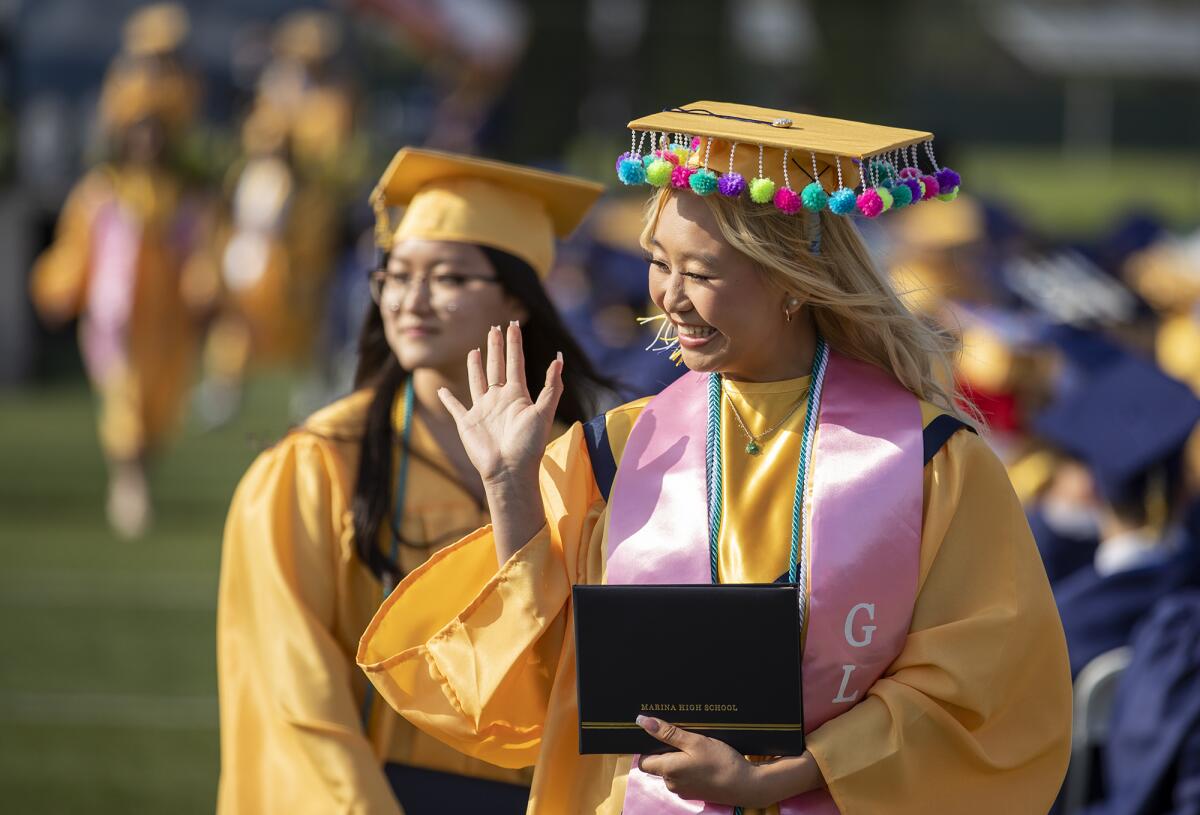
351, 246, 612, 581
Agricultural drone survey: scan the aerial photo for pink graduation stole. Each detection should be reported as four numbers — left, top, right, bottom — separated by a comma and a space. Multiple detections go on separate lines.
82, 201, 142, 383
604, 351, 923, 814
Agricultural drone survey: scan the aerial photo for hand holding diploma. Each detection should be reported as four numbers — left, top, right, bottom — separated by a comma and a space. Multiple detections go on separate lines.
635, 715, 825, 808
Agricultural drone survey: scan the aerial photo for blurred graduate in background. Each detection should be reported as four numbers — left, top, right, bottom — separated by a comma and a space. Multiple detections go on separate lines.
216, 148, 609, 813
1034, 349, 1200, 677
28, 3, 207, 539
196, 10, 365, 427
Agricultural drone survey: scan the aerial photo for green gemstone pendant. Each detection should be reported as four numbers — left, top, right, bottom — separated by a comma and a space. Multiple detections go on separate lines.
745, 440, 761, 455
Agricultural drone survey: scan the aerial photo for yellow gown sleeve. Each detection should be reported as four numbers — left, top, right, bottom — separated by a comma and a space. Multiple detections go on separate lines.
217, 434, 401, 815
805, 430, 1073, 814
358, 422, 604, 769
29, 171, 110, 323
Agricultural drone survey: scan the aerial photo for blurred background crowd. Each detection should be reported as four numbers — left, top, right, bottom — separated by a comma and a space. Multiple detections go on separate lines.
1, 0, 1199, 812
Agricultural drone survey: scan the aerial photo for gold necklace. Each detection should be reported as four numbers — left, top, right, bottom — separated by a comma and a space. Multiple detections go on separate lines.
721, 379, 808, 455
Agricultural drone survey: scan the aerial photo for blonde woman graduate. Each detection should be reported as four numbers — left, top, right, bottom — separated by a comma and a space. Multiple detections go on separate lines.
216, 149, 608, 814
357, 104, 1073, 815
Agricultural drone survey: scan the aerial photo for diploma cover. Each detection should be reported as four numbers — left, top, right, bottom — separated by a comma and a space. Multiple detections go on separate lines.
573, 583, 804, 755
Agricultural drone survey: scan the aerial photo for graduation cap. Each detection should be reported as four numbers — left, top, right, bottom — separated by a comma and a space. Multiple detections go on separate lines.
614, 101, 962, 239
369, 148, 604, 278
122, 3, 189, 57
1033, 352, 1200, 504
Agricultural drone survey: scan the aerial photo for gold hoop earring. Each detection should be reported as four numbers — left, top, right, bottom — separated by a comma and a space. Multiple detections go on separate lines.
785, 307, 792, 323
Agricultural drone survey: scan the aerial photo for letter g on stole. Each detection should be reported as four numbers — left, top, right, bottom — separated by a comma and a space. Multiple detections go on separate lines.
844, 603, 877, 648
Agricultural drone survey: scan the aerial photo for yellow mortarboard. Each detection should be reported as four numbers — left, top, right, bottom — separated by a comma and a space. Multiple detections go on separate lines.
122, 3, 189, 57
370, 148, 604, 278
888, 194, 983, 251
273, 10, 342, 63
617, 101, 962, 246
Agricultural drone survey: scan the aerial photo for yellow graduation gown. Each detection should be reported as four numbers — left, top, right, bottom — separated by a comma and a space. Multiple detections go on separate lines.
30, 165, 196, 460
358, 375, 1072, 814
217, 389, 532, 814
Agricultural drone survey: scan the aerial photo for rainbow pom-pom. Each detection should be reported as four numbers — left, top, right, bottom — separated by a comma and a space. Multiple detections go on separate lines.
646, 159, 673, 187
877, 186, 894, 212
935, 167, 961, 191
889, 181, 913, 208
617, 157, 646, 185
898, 167, 921, 180
774, 186, 802, 214
718, 172, 746, 197
615, 152, 635, 172
656, 149, 680, 167
691, 137, 701, 151
671, 165, 695, 189
829, 188, 858, 215
642, 154, 656, 168
671, 146, 690, 165
857, 188, 884, 218
801, 181, 829, 212
937, 188, 959, 202
749, 177, 777, 204
689, 169, 718, 196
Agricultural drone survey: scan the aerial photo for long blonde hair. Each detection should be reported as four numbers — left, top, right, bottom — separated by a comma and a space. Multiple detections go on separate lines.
640, 187, 978, 425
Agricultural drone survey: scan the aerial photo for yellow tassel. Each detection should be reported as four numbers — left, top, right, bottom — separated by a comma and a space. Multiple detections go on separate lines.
370, 187, 392, 251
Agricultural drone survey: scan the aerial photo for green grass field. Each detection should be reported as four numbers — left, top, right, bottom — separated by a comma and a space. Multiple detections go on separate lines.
0, 374, 295, 813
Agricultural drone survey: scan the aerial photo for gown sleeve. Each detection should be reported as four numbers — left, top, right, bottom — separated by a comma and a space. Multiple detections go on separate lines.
804, 429, 1073, 814
29, 171, 108, 323
217, 434, 401, 815
357, 422, 605, 769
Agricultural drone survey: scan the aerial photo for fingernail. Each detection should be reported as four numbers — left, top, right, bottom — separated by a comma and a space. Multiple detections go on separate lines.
509, 320, 518, 327
556, 351, 563, 363
636, 715, 659, 733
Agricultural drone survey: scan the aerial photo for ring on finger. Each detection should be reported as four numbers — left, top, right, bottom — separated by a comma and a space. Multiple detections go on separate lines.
487, 383, 504, 390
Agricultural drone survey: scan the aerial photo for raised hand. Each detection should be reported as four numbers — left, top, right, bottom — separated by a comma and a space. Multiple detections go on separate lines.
437, 322, 563, 563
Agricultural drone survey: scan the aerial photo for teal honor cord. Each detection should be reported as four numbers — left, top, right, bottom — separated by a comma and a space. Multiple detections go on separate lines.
704, 337, 828, 815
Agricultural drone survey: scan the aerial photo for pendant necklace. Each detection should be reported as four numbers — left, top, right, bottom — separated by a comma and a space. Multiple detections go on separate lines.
705, 336, 829, 599
722, 382, 809, 456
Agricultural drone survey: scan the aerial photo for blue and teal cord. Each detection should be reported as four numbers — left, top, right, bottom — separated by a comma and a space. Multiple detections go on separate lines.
704, 341, 830, 815
360, 378, 416, 730
706, 373, 724, 584
787, 336, 828, 589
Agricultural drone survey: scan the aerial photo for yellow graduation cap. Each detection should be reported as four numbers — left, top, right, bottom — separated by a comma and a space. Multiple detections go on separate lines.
617, 101, 961, 224
122, 3, 189, 57
370, 148, 604, 278
273, 10, 342, 63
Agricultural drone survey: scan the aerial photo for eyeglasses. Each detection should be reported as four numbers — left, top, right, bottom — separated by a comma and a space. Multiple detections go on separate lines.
369, 268, 501, 306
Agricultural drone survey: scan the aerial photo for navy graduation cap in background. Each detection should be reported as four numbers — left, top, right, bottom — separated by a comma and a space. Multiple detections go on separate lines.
1033, 351, 1200, 503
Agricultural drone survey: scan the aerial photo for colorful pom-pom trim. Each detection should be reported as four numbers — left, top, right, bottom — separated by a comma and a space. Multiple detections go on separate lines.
921, 175, 940, 200
617, 156, 646, 186
671, 165, 695, 189
889, 181, 913, 208
829, 188, 858, 215
689, 169, 718, 196
856, 188, 884, 218
877, 186, 894, 212
646, 159, 673, 187
718, 172, 746, 197
801, 182, 829, 212
774, 186, 802, 214
749, 177, 776, 204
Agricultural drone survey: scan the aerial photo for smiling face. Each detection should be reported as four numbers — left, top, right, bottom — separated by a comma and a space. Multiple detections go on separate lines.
645, 191, 808, 381
376, 239, 526, 377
